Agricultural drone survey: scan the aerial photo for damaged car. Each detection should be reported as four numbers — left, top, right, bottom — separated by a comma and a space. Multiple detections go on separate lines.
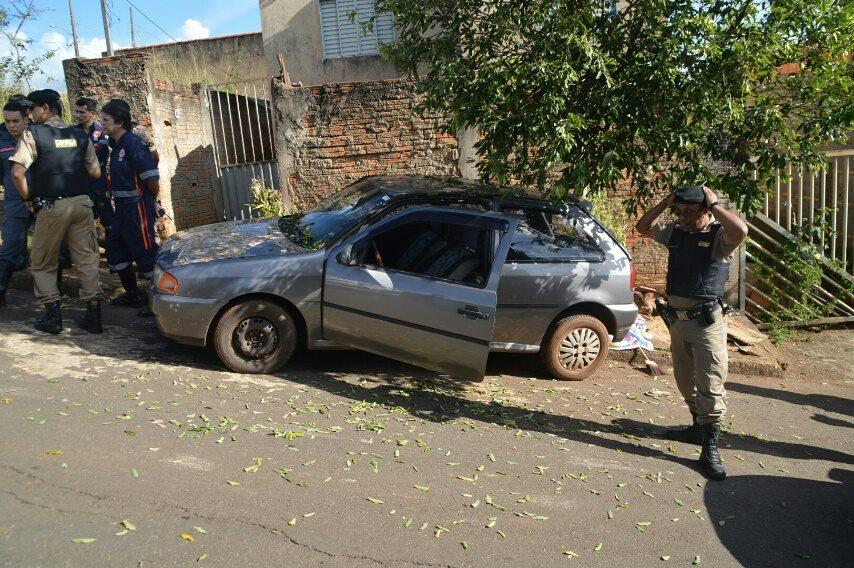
150, 176, 636, 381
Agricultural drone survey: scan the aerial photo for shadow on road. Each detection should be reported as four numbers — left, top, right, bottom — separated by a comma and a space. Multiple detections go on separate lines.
727, 381, 854, 417
705, 468, 854, 567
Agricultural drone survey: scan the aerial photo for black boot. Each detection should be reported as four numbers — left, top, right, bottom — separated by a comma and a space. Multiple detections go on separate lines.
111, 268, 146, 308
0, 260, 12, 307
78, 300, 103, 334
35, 301, 63, 334
665, 411, 702, 444
699, 423, 727, 481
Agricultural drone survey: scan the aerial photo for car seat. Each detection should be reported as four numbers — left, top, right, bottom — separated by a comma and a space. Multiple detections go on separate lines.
424, 244, 481, 282
397, 230, 446, 272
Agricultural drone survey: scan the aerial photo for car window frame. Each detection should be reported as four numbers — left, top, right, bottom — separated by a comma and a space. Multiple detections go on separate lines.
499, 203, 606, 264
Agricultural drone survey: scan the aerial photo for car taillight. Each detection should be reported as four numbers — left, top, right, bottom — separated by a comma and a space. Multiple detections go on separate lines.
629, 261, 636, 292
156, 272, 180, 295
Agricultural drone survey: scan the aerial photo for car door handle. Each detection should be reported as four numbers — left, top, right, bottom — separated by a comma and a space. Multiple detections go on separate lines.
458, 305, 491, 320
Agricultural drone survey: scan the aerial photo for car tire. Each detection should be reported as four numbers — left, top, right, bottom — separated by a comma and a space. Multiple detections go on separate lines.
540, 314, 610, 381
213, 300, 298, 374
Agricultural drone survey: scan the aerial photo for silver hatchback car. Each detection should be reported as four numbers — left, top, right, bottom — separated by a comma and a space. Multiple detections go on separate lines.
150, 176, 636, 381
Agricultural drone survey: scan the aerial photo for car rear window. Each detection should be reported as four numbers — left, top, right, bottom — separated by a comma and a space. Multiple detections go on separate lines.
502, 206, 604, 263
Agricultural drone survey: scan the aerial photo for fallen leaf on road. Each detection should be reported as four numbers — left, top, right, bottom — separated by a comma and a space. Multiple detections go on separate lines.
72, 538, 95, 544
45, 449, 63, 456
181, 532, 195, 542
366, 497, 384, 504
120, 520, 136, 531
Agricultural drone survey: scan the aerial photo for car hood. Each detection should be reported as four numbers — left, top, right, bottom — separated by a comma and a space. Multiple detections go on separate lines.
158, 218, 307, 267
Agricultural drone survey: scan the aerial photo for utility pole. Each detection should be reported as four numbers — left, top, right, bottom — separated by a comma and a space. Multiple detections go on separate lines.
99, 0, 114, 56
129, 7, 137, 47
67, 0, 80, 58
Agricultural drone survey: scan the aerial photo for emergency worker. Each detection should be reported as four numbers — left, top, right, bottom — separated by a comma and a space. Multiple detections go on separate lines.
74, 97, 113, 230
635, 185, 748, 480
10, 89, 103, 334
0, 98, 32, 306
100, 99, 160, 309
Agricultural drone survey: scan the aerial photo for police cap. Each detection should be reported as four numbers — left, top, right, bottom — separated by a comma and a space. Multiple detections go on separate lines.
26, 89, 61, 107
673, 185, 706, 205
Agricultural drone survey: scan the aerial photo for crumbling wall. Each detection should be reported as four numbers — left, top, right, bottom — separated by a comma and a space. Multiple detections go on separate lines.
63, 54, 221, 233
149, 80, 220, 230
273, 78, 460, 209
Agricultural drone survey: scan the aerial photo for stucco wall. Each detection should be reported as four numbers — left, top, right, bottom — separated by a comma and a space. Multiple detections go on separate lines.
260, 0, 401, 86
114, 32, 266, 85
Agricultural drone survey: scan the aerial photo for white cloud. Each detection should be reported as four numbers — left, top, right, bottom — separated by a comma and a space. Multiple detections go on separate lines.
179, 19, 210, 40
23, 32, 121, 91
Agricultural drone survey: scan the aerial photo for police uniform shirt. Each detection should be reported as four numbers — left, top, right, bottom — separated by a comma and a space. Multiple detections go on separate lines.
651, 220, 739, 308
108, 131, 159, 197
9, 115, 99, 172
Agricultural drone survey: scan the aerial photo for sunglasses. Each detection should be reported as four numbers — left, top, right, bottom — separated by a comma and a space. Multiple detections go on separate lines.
672, 206, 706, 219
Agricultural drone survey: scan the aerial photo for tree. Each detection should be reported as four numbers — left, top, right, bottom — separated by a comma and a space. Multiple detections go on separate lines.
1, 0, 56, 97
375, 0, 854, 212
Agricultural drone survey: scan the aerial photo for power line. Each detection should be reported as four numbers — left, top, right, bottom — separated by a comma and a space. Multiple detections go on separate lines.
124, 0, 180, 44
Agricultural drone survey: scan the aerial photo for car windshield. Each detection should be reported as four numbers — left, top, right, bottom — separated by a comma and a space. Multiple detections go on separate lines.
277, 181, 392, 249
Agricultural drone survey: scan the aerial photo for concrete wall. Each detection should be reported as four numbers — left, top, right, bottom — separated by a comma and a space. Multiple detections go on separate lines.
260, 0, 401, 86
113, 32, 266, 85
272, 78, 459, 209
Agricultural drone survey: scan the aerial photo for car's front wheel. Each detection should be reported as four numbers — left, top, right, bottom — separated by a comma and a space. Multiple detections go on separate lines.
540, 314, 610, 381
213, 300, 298, 374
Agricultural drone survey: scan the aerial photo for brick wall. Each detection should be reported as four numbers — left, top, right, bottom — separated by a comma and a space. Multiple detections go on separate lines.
150, 80, 219, 230
63, 53, 154, 129
63, 53, 221, 234
273, 78, 460, 209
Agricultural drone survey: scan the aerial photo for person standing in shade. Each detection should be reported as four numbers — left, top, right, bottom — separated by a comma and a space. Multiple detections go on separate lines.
0, 97, 33, 306
635, 185, 748, 480
9, 89, 103, 334
100, 99, 160, 311
74, 97, 114, 231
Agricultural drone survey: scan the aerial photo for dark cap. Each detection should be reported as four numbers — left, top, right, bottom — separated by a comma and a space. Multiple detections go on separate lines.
673, 185, 706, 205
26, 89, 61, 107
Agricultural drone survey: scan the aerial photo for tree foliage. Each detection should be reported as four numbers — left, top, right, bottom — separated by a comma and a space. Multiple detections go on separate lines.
1, 0, 56, 96
375, 0, 854, 212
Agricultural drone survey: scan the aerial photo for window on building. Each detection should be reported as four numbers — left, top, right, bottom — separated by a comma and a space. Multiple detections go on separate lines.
319, 0, 396, 60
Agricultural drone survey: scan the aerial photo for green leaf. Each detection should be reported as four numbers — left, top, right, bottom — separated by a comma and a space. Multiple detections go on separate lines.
414, 485, 430, 492
72, 538, 95, 544
131, 468, 139, 478
594, 543, 602, 552
121, 520, 136, 531
367, 497, 384, 504
693, 556, 701, 565
244, 457, 263, 473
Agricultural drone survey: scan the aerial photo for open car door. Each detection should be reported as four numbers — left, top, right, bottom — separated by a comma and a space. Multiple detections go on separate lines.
322, 206, 518, 380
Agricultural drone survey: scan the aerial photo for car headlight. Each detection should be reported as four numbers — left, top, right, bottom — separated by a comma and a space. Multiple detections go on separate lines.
156, 271, 180, 295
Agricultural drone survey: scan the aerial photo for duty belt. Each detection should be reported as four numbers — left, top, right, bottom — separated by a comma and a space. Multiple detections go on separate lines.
669, 302, 721, 321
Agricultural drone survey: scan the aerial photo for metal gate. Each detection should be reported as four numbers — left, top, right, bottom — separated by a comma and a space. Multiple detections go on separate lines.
204, 79, 279, 220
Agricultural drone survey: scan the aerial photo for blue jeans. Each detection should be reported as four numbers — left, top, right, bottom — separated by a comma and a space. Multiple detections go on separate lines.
0, 199, 31, 270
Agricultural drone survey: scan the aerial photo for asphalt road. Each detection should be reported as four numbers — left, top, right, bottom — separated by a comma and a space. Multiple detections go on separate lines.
1, 290, 852, 567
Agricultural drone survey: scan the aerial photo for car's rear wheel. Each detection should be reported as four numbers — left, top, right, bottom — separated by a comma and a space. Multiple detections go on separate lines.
213, 300, 297, 374
541, 314, 610, 381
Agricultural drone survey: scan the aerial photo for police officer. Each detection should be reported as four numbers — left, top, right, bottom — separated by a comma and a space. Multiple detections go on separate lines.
9, 89, 103, 334
100, 99, 160, 310
635, 185, 748, 480
0, 97, 32, 306
74, 97, 114, 231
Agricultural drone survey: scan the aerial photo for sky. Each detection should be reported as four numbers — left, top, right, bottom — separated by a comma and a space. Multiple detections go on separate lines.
2, 0, 262, 92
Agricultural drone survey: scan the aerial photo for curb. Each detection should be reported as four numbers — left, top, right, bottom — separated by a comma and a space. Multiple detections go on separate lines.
608, 347, 784, 378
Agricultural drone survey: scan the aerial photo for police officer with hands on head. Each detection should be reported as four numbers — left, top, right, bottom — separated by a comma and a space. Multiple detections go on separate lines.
9, 89, 103, 334
100, 99, 160, 313
635, 185, 748, 481
0, 96, 33, 306
74, 97, 114, 231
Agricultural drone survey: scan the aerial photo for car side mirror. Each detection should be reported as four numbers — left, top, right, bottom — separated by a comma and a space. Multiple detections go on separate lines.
337, 244, 356, 266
